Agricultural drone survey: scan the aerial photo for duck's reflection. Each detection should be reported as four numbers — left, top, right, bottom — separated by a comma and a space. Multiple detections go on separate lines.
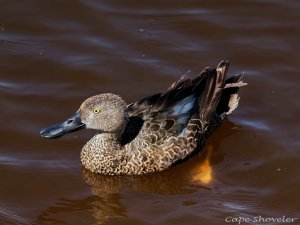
34, 195, 126, 225
191, 145, 213, 184
34, 121, 240, 225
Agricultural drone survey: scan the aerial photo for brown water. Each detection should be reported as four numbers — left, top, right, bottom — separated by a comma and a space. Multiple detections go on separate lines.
1, 1, 299, 225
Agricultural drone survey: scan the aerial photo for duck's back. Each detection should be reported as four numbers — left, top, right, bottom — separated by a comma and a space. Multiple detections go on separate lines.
123, 61, 246, 174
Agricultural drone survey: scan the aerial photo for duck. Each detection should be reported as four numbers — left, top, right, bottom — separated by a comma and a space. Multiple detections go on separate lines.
40, 61, 246, 175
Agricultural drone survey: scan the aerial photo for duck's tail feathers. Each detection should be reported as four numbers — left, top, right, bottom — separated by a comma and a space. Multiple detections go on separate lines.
195, 60, 229, 123
192, 61, 247, 123
216, 73, 247, 117
128, 60, 246, 122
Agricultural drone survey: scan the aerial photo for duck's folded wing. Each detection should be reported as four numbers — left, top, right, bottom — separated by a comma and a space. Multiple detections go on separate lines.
123, 68, 211, 146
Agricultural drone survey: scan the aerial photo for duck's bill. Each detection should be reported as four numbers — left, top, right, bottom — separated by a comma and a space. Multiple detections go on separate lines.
40, 112, 85, 139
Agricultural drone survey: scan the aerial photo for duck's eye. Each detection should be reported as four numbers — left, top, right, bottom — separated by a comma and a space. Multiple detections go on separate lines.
93, 109, 101, 114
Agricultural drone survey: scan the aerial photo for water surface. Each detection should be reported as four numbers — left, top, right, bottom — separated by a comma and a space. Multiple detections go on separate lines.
1, 1, 299, 225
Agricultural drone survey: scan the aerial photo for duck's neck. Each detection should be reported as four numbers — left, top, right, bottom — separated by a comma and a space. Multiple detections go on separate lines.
92, 132, 122, 149
80, 132, 127, 175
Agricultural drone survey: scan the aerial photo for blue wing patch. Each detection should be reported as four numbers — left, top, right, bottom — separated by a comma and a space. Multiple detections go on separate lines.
171, 95, 196, 116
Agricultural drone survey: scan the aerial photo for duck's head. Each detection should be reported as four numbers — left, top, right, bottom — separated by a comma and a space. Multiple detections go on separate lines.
40, 93, 128, 139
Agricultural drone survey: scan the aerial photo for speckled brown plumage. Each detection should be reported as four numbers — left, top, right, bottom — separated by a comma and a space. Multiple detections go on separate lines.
41, 60, 246, 175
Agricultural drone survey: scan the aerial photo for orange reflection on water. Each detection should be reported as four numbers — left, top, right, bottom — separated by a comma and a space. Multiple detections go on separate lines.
191, 145, 213, 184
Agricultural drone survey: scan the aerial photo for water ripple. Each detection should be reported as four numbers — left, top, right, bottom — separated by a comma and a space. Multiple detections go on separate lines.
0, 79, 72, 96
237, 119, 271, 131
0, 205, 32, 225
0, 155, 79, 171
